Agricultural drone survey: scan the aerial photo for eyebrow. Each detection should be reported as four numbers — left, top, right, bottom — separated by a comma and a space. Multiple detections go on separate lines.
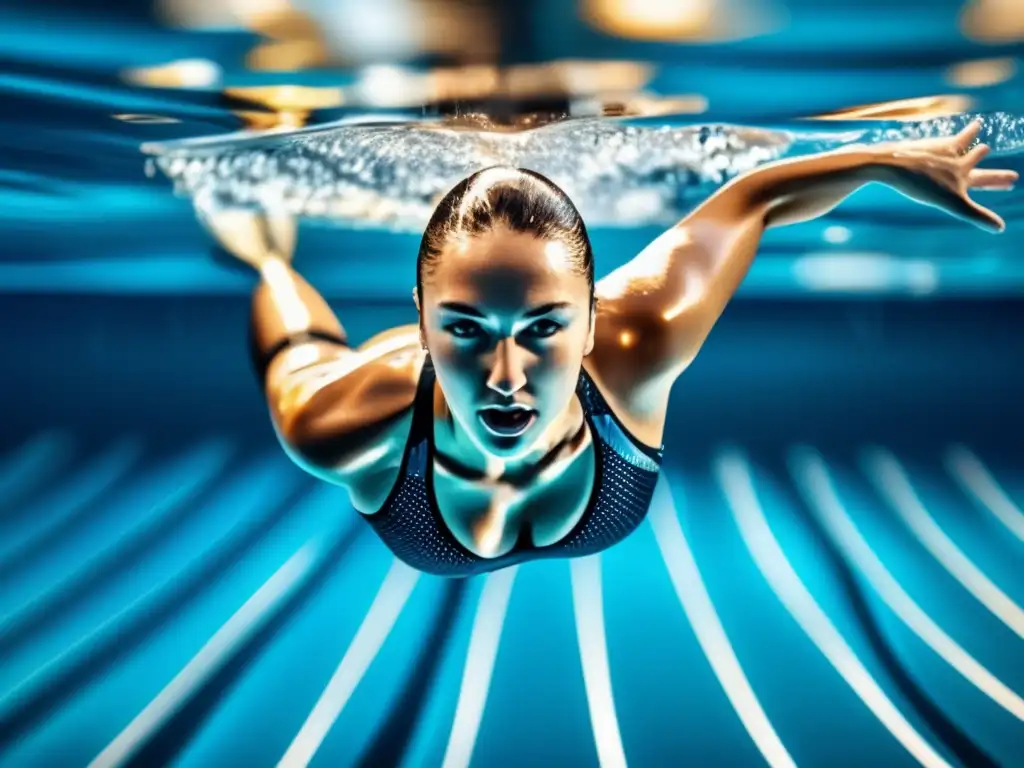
524, 302, 572, 318
438, 302, 572, 318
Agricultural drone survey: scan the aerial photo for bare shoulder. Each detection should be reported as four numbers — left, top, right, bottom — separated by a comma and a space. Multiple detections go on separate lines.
268, 324, 425, 503
583, 232, 709, 447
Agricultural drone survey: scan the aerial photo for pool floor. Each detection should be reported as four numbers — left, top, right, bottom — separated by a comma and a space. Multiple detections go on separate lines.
0, 429, 1021, 767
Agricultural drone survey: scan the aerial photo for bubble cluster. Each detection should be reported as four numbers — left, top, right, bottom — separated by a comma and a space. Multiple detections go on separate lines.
145, 111, 1024, 231
146, 117, 791, 229
800, 111, 1024, 154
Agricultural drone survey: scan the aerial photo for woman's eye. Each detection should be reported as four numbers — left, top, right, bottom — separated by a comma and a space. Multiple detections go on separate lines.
524, 319, 561, 338
447, 320, 483, 339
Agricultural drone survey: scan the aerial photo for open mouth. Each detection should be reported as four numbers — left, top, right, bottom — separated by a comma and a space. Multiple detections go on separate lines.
478, 405, 538, 437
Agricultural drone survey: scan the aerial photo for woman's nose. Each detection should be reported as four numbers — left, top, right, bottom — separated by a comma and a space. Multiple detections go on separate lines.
486, 337, 528, 397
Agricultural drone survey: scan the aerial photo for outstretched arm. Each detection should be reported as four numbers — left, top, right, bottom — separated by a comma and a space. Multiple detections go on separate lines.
590, 120, 1016, 408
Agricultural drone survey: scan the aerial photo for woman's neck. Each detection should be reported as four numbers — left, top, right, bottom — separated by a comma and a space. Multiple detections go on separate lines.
433, 386, 586, 484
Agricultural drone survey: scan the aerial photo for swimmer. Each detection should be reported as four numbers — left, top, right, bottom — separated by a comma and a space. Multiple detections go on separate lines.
210, 118, 1015, 577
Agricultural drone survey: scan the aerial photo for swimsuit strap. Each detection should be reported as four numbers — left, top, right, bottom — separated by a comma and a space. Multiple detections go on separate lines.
577, 368, 664, 469
402, 355, 436, 478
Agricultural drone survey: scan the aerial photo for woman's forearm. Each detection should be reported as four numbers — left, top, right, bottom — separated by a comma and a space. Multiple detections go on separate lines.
193, 207, 345, 360
251, 258, 348, 360
697, 146, 900, 229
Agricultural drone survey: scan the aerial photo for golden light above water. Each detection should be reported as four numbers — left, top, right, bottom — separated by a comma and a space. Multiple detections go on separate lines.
959, 0, 1024, 43
579, 0, 784, 42
135, 0, 1019, 136
224, 84, 346, 129
946, 57, 1017, 88
155, 0, 498, 69
122, 58, 221, 89
811, 95, 976, 122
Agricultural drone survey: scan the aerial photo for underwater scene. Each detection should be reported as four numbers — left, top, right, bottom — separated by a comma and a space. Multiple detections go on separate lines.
0, 0, 1022, 766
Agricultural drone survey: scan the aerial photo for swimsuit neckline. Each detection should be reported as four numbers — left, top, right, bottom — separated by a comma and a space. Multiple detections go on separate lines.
420, 367, 604, 563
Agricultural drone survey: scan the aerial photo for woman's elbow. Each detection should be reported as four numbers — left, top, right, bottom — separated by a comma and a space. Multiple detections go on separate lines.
278, 411, 337, 469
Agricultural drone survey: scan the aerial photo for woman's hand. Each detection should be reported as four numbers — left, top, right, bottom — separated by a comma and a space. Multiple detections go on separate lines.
882, 119, 1018, 232
197, 208, 297, 271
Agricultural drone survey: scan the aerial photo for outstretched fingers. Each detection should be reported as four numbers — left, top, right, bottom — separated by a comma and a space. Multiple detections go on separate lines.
962, 142, 991, 167
968, 168, 1019, 189
955, 118, 984, 151
958, 195, 1006, 232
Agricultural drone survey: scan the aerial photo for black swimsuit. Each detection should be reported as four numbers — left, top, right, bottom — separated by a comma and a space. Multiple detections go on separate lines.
363, 358, 664, 577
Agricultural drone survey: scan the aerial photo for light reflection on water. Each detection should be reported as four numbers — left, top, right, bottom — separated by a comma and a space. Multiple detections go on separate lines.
0, 0, 1022, 297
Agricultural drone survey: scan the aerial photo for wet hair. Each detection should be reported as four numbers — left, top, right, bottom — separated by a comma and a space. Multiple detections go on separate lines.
416, 166, 595, 300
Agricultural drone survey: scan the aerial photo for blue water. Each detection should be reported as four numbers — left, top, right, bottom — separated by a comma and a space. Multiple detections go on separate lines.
1, 1, 1023, 766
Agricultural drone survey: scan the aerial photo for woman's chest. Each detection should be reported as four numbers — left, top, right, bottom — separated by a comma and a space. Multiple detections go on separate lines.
431, 442, 598, 560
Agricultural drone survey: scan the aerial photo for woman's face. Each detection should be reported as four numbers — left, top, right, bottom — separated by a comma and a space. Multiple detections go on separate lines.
419, 226, 594, 459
